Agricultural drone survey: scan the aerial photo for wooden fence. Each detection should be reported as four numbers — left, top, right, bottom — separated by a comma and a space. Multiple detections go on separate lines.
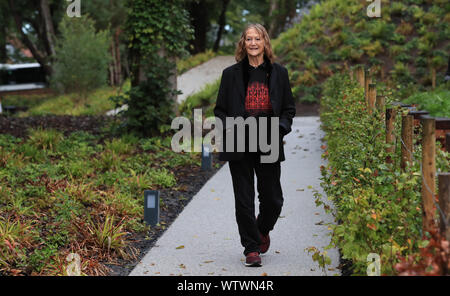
351, 65, 450, 241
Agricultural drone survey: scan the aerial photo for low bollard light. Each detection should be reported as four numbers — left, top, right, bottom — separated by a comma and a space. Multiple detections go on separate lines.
144, 190, 160, 226
201, 144, 212, 171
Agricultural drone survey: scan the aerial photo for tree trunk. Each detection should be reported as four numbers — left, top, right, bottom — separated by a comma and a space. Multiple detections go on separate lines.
158, 47, 178, 115
0, 23, 6, 63
39, 0, 56, 57
188, 0, 209, 54
213, 0, 230, 52
114, 27, 122, 86
267, 0, 279, 38
8, 0, 52, 76
109, 43, 116, 85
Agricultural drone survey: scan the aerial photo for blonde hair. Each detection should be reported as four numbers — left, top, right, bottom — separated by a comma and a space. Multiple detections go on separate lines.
234, 23, 276, 64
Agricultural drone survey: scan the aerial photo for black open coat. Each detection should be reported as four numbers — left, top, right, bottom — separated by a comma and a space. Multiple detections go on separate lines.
213, 55, 296, 162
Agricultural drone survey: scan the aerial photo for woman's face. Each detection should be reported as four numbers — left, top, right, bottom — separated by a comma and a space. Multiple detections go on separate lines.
245, 28, 265, 58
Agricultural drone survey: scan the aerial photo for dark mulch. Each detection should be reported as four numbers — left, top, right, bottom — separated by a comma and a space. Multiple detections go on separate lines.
0, 114, 113, 138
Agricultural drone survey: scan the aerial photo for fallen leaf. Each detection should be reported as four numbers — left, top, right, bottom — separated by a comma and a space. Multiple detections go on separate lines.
296, 188, 305, 191
179, 264, 186, 269
261, 272, 268, 276
176, 245, 185, 249
203, 260, 214, 264
275, 250, 280, 254
367, 223, 377, 230
315, 220, 324, 225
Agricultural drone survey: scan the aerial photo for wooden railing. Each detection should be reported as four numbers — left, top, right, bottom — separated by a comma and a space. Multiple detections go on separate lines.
351, 65, 450, 241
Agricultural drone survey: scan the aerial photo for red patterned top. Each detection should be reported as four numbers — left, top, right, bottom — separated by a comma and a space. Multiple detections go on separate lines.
245, 63, 273, 116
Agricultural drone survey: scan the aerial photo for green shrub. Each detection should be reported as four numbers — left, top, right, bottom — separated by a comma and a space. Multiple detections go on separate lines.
403, 88, 450, 118
179, 78, 220, 118
51, 15, 110, 100
27, 128, 64, 152
111, 57, 177, 137
317, 73, 449, 275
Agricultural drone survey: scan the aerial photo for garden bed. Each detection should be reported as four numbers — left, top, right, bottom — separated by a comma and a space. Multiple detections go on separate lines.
0, 115, 225, 275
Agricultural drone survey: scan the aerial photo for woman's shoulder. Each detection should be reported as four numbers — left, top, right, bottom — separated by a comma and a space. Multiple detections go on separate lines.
223, 61, 240, 73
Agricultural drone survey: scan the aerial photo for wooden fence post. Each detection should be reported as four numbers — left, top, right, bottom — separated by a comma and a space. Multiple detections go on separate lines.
365, 69, 372, 105
421, 116, 436, 232
386, 108, 396, 164
401, 114, 414, 170
446, 133, 450, 152
367, 83, 376, 114
438, 173, 450, 241
431, 67, 436, 89
376, 95, 385, 113
355, 66, 364, 87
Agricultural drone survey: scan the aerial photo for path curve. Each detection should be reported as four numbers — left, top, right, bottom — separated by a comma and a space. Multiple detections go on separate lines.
106, 55, 235, 115
176, 55, 235, 104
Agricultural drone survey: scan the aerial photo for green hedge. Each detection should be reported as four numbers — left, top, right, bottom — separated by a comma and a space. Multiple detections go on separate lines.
316, 72, 450, 275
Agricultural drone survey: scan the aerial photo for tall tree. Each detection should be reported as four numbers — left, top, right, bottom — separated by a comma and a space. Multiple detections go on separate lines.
187, 0, 211, 54
267, 0, 310, 38
6, 0, 64, 75
124, 0, 193, 136
213, 0, 231, 52
39, 0, 56, 57
0, 1, 10, 63
84, 0, 127, 86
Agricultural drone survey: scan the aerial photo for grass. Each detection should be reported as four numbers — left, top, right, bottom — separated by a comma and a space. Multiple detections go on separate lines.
177, 50, 219, 75
402, 86, 450, 118
0, 129, 201, 275
178, 78, 221, 119
3, 80, 131, 117
272, 0, 450, 103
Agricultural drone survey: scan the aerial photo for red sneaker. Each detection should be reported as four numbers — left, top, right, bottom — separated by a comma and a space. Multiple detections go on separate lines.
260, 233, 270, 254
245, 252, 262, 267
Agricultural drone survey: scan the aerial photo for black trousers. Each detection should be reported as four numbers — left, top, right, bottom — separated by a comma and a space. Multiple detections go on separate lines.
228, 152, 284, 255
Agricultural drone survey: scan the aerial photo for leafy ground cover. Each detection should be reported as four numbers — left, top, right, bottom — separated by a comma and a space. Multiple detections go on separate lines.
273, 0, 450, 103
0, 116, 224, 275
315, 72, 449, 275
403, 86, 450, 118
3, 81, 131, 117
179, 78, 220, 119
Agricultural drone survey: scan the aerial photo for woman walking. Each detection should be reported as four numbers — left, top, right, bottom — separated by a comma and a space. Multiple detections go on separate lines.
213, 24, 296, 267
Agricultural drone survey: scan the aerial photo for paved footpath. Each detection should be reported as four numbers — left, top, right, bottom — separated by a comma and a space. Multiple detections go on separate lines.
130, 116, 340, 276
176, 55, 235, 104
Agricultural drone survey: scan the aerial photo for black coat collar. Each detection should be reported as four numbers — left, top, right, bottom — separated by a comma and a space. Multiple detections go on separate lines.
235, 55, 276, 104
